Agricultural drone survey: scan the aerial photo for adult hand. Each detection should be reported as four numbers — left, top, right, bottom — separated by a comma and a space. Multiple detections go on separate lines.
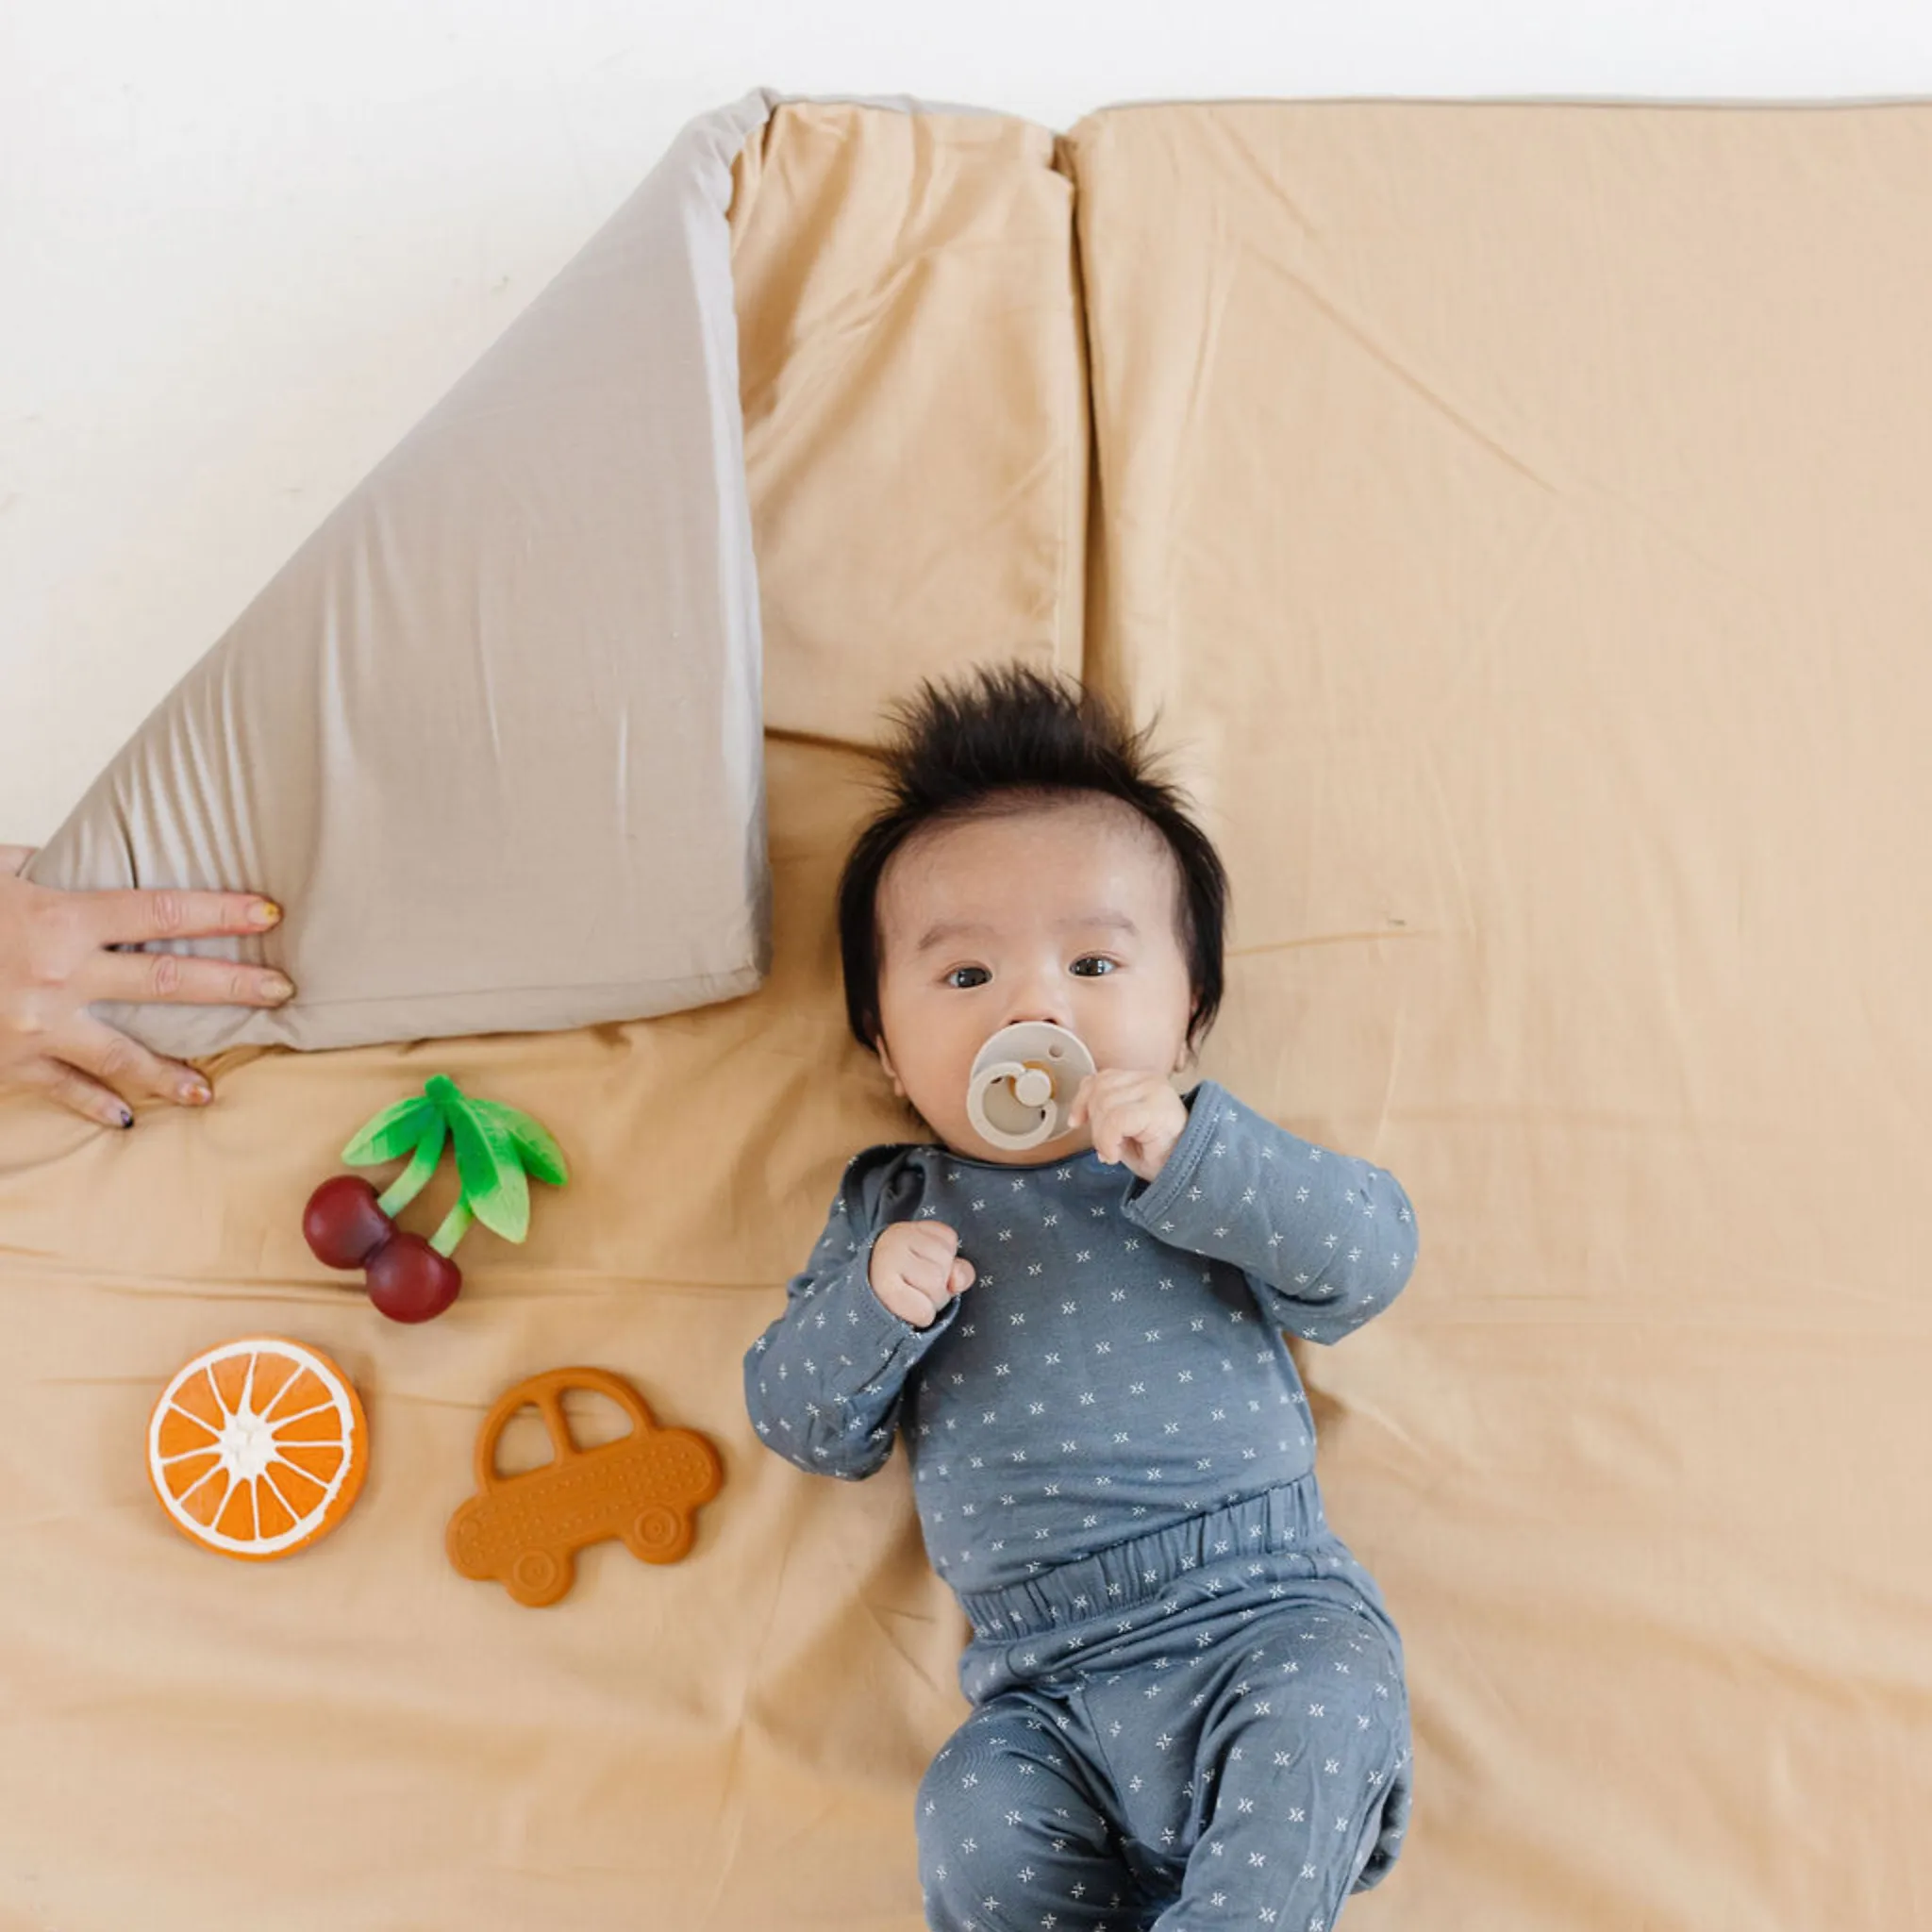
0, 845, 294, 1128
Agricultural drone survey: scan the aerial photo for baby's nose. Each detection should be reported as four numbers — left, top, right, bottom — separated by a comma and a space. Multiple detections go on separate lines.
1001, 987, 1073, 1032
996, 955, 1076, 1032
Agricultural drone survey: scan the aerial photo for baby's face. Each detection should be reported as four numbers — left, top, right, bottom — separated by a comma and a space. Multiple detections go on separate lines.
872, 795, 1196, 1164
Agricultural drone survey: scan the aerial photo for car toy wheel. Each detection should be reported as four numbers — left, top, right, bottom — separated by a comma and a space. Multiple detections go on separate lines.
508, 1546, 572, 1607
625, 1505, 689, 1564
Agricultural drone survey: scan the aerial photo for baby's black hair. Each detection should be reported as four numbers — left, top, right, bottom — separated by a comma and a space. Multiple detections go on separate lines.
837, 661, 1229, 1054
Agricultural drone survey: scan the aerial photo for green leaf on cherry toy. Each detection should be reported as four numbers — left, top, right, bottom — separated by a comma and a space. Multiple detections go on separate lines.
329, 1074, 566, 1257
445, 1092, 531, 1243
341, 1095, 436, 1165
469, 1098, 569, 1187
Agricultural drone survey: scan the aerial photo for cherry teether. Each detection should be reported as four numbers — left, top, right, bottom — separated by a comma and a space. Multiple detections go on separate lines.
965, 1022, 1097, 1152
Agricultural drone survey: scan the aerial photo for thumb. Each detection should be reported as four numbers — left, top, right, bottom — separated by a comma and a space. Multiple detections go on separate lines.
948, 1257, 975, 1295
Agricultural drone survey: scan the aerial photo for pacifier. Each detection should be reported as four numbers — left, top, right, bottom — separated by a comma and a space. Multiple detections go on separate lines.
964, 1022, 1097, 1153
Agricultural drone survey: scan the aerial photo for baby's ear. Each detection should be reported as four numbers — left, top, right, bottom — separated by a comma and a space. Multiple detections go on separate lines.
875, 1038, 907, 1097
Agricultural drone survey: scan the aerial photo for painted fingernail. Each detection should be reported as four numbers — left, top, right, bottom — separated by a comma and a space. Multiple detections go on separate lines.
251, 900, 282, 926
180, 1079, 212, 1106
261, 974, 295, 1002
118, 1107, 135, 1129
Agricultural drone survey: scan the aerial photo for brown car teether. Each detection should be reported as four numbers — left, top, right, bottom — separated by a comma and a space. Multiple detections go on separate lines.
446, 1366, 722, 1607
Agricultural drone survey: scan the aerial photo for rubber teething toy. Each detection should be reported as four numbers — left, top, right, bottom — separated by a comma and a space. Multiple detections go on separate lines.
446, 1367, 723, 1607
965, 1021, 1097, 1152
147, 1336, 368, 1561
302, 1074, 569, 1324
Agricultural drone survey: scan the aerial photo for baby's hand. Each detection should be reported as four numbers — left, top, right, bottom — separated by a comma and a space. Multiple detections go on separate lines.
1068, 1070, 1188, 1183
869, 1220, 975, 1329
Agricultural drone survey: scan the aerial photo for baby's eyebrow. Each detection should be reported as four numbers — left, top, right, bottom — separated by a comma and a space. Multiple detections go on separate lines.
914, 918, 997, 955
912, 910, 1139, 955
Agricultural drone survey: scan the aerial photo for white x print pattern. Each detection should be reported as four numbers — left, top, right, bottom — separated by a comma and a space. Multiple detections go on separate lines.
746, 1080, 1419, 1602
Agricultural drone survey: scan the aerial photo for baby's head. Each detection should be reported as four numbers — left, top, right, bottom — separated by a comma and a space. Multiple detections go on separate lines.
838, 664, 1229, 1163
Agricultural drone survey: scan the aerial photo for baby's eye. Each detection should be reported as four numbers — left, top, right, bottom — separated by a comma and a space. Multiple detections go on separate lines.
1069, 956, 1118, 977
944, 965, 991, 990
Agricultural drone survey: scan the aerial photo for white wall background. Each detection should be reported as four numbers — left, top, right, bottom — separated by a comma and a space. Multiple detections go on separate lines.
7, 0, 1932, 842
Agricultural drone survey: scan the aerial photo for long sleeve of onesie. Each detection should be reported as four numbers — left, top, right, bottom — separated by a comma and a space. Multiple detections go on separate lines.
744, 1145, 960, 1480
1124, 1080, 1420, 1344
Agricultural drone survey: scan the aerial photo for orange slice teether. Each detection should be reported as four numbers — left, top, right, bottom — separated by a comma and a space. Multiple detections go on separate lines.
147, 1337, 369, 1561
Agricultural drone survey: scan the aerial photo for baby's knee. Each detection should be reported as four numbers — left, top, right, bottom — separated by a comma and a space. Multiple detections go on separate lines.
915, 1740, 1004, 1904
916, 1710, 1125, 1928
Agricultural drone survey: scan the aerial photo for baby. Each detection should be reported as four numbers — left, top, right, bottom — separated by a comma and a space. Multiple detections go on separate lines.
744, 666, 1418, 1932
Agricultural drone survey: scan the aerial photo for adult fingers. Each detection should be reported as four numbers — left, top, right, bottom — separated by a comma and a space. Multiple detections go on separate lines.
73, 883, 282, 948
88, 947, 295, 1009
49, 1012, 214, 1113
9, 1051, 138, 1130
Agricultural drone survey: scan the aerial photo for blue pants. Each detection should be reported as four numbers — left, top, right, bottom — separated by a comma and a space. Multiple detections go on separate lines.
919, 1489, 1412, 1931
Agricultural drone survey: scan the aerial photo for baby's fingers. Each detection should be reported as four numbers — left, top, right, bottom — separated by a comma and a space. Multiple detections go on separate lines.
903, 1245, 961, 1302
877, 1278, 939, 1328
906, 1222, 961, 1263
1095, 1100, 1156, 1165
900, 1257, 972, 1324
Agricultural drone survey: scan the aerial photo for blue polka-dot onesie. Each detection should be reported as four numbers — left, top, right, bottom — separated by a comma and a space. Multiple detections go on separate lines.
744, 1080, 1421, 1929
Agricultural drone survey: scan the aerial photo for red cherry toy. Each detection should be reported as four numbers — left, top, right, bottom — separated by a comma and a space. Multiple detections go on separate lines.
365, 1233, 464, 1324
302, 1175, 393, 1269
302, 1075, 568, 1323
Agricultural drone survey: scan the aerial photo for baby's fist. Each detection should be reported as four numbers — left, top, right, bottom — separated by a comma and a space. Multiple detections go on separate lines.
869, 1220, 974, 1329
1068, 1069, 1188, 1182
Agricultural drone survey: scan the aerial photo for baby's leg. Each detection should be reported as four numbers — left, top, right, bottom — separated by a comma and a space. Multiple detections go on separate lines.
918, 1689, 1158, 1932
1155, 1606, 1409, 1932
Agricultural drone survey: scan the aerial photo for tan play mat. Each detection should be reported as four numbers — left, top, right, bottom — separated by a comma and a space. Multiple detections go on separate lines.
1065, 99, 1932, 1928
1, 94, 1927, 1928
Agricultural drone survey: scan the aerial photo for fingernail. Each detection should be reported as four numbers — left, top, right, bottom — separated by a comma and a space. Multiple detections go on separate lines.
262, 974, 295, 1001
179, 1080, 212, 1106
118, 1107, 135, 1129
250, 899, 282, 926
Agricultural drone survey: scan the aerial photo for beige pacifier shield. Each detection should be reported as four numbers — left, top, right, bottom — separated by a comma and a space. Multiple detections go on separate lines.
964, 1022, 1096, 1151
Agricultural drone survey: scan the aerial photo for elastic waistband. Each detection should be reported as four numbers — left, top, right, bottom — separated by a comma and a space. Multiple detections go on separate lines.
957, 1481, 1334, 1642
